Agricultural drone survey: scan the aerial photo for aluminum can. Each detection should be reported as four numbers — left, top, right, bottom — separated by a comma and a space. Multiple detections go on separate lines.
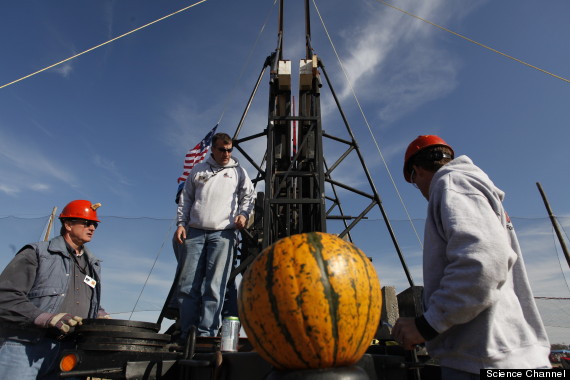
220, 316, 240, 352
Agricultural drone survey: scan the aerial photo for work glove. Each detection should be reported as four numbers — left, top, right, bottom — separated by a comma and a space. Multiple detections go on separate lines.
47, 313, 83, 334
96, 307, 111, 319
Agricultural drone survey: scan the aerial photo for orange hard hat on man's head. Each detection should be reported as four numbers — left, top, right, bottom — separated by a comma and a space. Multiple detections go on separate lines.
59, 200, 101, 222
403, 135, 454, 182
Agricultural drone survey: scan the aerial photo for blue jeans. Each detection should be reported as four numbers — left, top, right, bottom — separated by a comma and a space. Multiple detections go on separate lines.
178, 228, 236, 337
0, 337, 79, 380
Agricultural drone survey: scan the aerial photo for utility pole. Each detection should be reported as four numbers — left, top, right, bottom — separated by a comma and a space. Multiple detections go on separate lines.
537, 182, 570, 269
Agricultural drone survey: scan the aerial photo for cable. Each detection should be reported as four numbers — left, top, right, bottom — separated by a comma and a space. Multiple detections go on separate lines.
375, 0, 570, 84
535, 297, 570, 300
559, 216, 570, 243
551, 225, 570, 293
0, 0, 208, 90
128, 218, 177, 321
312, 0, 425, 249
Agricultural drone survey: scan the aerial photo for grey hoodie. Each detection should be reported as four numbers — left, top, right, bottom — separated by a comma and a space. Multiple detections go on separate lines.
422, 155, 550, 372
177, 155, 255, 230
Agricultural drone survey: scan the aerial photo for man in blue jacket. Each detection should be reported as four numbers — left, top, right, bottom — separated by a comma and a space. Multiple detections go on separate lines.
0, 200, 108, 379
392, 136, 551, 379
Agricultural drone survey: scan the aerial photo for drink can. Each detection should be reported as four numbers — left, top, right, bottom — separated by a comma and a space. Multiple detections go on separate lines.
220, 316, 240, 352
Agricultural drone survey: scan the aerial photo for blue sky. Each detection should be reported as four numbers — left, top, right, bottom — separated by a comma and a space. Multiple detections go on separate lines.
1, 1, 569, 342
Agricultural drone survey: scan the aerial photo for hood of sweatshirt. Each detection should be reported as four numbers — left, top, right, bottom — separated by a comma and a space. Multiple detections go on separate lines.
431, 155, 505, 203
205, 154, 240, 169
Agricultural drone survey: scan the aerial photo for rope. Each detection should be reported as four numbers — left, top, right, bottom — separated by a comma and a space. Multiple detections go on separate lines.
535, 297, 570, 300
375, 0, 570, 84
550, 225, 570, 293
0, 0, 208, 90
560, 216, 570, 243
128, 218, 177, 320
312, 0, 425, 249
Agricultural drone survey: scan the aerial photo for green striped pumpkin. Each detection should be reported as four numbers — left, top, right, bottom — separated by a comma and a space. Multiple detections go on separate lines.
238, 232, 382, 370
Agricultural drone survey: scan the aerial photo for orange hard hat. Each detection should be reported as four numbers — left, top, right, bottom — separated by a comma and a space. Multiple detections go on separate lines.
59, 200, 101, 222
403, 135, 454, 182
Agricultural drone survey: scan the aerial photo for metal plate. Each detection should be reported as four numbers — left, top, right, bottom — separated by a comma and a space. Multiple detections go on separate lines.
78, 342, 173, 352
75, 325, 153, 334
79, 319, 160, 332
77, 330, 171, 342
78, 336, 168, 347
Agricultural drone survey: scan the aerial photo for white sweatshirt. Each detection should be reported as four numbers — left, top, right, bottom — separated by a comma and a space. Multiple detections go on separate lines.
177, 156, 255, 230
422, 155, 550, 373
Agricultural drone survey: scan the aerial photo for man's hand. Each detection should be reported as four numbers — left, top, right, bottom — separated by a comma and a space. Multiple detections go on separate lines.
97, 309, 112, 319
175, 226, 186, 244
392, 317, 425, 350
234, 215, 247, 230
47, 313, 83, 334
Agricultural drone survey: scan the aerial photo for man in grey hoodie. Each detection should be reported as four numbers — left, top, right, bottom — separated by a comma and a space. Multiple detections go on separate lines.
175, 132, 255, 339
392, 135, 551, 378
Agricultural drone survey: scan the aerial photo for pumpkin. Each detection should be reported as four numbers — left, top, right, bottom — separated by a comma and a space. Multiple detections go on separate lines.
238, 232, 382, 370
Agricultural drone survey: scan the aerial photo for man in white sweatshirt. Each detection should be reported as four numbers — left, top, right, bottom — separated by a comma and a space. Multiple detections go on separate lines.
175, 132, 255, 338
392, 135, 551, 379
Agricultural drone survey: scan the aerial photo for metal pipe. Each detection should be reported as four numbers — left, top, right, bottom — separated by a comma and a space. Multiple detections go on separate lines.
277, 0, 284, 61
305, 0, 312, 59
233, 61, 269, 140
324, 160, 353, 242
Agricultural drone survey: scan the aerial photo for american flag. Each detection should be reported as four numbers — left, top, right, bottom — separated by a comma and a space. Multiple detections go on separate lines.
176, 125, 218, 202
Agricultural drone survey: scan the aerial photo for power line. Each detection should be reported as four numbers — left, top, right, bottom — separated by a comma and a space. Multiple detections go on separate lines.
312, 0, 425, 250
0, 0, 208, 90
536, 297, 570, 300
375, 0, 570, 84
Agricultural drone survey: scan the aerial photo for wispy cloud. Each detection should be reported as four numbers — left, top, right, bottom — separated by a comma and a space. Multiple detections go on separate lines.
50, 62, 73, 78
0, 184, 19, 196
92, 232, 177, 314
101, 1, 117, 65
163, 98, 211, 153
103, 1, 115, 39
93, 154, 132, 186
9, 96, 55, 138
329, 0, 461, 124
29, 183, 50, 192
508, 217, 570, 297
0, 130, 77, 195
88, 154, 134, 199
309, 0, 474, 192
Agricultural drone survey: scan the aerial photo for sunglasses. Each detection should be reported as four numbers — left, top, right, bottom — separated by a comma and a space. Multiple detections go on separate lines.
71, 219, 99, 229
216, 147, 233, 153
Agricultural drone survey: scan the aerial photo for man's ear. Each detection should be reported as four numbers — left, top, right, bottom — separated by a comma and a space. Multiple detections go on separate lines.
413, 165, 428, 177
63, 221, 72, 232
412, 164, 422, 177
